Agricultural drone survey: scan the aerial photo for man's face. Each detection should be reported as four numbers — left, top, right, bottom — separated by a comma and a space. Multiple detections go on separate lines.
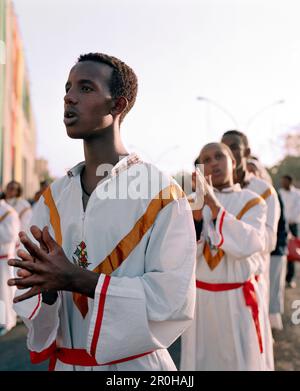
281, 177, 291, 190
64, 61, 114, 139
199, 144, 234, 188
221, 134, 248, 170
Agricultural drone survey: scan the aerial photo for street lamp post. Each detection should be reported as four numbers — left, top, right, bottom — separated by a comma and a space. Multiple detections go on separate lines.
196, 96, 239, 129
245, 99, 285, 130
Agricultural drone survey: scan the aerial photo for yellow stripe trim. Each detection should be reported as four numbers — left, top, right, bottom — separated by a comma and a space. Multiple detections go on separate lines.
0, 211, 10, 223
43, 187, 62, 246
236, 197, 263, 220
93, 184, 185, 275
260, 187, 274, 200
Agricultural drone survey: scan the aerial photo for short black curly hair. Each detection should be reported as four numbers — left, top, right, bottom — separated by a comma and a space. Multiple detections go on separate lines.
222, 130, 249, 148
77, 53, 138, 123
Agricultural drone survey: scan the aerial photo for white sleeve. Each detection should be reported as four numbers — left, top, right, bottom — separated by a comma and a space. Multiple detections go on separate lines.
264, 190, 280, 252
0, 211, 19, 245
207, 201, 267, 259
87, 198, 196, 364
20, 206, 33, 232
13, 196, 61, 353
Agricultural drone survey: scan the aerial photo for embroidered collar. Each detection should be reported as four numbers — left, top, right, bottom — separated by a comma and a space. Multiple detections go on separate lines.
67, 153, 142, 179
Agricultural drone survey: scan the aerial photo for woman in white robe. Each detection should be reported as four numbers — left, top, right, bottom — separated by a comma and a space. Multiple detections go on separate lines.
5, 180, 32, 231
181, 142, 268, 371
0, 199, 20, 336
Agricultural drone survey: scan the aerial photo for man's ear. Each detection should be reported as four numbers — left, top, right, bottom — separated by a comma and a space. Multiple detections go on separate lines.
110, 96, 128, 117
244, 147, 251, 158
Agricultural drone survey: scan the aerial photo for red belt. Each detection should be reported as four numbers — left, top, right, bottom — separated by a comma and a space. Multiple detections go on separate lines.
196, 278, 263, 353
30, 341, 153, 371
0, 254, 8, 260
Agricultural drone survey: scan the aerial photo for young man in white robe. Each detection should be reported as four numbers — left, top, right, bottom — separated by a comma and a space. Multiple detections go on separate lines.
181, 142, 268, 371
222, 130, 280, 370
7, 53, 196, 371
0, 199, 19, 336
5, 181, 32, 231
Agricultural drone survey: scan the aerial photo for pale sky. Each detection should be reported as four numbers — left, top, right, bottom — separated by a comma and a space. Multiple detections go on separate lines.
13, 0, 300, 177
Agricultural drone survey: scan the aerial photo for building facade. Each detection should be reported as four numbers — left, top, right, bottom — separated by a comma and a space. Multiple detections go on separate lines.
0, 0, 39, 198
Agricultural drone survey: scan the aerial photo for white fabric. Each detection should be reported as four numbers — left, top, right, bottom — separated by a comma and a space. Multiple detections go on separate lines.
6, 197, 32, 231
180, 185, 268, 371
269, 255, 287, 330
279, 186, 300, 224
0, 200, 20, 331
13, 154, 196, 371
244, 173, 280, 370
269, 313, 283, 330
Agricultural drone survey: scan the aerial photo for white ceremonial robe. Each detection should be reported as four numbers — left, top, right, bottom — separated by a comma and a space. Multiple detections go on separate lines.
13, 154, 196, 371
0, 200, 20, 331
181, 184, 268, 371
6, 197, 32, 231
244, 173, 280, 370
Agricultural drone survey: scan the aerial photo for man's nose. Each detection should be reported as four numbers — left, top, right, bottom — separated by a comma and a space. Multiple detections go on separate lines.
64, 91, 78, 105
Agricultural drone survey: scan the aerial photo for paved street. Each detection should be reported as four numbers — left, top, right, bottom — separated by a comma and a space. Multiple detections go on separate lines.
0, 263, 300, 371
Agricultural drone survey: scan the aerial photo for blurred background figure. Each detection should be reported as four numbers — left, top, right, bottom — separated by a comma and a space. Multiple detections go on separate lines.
33, 179, 50, 203
0, 192, 20, 337
247, 156, 273, 185
5, 181, 32, 232
31, 179, 51, 214
279, 175, 300, 288
269, 193, 288, 330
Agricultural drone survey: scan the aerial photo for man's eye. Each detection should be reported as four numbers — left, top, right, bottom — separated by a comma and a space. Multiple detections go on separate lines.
81, 86, 92, 92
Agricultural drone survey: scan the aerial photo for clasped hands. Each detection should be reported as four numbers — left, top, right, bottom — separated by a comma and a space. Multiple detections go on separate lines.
7, 226, 76, 303
192, 168, 222, 221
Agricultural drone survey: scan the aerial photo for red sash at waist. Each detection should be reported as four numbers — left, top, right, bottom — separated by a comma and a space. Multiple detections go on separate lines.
30, 341, 153, 371
196, 278, 263, 354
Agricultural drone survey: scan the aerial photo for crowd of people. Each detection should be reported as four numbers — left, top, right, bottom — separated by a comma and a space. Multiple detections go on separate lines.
180, 131, 300, 370
0, 52, 300, 371
0, 180, 50, 336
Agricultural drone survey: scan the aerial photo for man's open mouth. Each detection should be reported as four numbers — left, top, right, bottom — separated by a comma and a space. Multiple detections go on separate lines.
64, 109, 79, 125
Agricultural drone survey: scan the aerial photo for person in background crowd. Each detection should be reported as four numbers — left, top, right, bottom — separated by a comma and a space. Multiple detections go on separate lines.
247, 157, 273, 185
269, 193, 288, 329
5, 181, 32, 232
0, 195, 20, 336
279, 175, 300, 288
246, 156, 287, 328
222, 130, 280, 370
181, 142, 268, 370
